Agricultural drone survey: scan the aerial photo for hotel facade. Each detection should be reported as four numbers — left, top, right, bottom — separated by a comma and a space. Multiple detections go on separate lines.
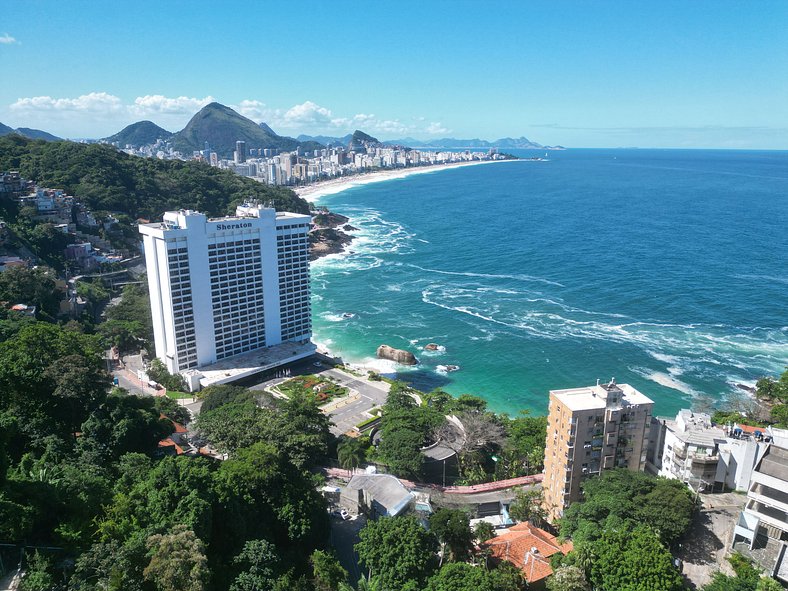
543, 379, 655, 521
139, 203, 311, 377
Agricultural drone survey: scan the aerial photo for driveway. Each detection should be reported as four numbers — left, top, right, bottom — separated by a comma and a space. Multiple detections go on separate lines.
678, 492, 746, 588
330, 514, 367, 586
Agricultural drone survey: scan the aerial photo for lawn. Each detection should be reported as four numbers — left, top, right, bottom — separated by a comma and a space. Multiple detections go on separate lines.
166, 390, 194, 400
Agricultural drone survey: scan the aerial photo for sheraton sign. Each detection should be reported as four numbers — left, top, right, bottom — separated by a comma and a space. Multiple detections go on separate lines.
214, 222, 252, 231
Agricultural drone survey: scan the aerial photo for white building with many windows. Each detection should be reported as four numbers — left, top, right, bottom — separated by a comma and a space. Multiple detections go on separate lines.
139, 203, 313, 387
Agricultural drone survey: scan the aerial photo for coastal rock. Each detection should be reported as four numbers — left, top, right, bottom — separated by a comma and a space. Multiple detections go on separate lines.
343, 224, 359, 231
309, 227, 353, 261
377, 344, 418, 366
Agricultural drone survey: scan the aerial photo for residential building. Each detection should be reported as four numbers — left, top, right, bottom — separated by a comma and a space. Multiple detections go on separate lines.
543, 379, 654, 521
483, 522, 573, 587
139, 202, 312, 379
732, 444, 788, 584
649, 410, 771, 492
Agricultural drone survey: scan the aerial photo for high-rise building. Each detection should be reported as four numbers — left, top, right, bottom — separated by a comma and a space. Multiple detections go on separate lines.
542, 379, 654, 521
235, 140, 247, 164
139, 203, 312, 378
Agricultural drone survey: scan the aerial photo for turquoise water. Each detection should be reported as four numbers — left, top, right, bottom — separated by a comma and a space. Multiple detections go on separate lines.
310, 149, 788, 416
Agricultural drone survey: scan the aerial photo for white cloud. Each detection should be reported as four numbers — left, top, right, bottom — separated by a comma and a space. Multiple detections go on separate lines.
11, 92, 125, 114
235, 99, 275, 121
279, 101, 334, 127
0, 33, 18, 45
426, 122, 450, 135
132, 95, 214, 115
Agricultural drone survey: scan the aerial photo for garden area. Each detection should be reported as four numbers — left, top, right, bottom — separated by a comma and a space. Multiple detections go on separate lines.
277, 374, 349, 405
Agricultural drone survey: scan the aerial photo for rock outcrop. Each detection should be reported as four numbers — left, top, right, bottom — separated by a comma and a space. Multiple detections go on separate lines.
377, 344, 418, 366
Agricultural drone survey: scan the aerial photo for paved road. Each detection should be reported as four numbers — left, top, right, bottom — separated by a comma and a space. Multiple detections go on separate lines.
320, 368, 390, 435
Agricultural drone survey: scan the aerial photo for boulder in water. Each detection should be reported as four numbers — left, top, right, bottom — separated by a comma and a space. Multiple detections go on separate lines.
377, 344, 418, 365
424, 343, 440, 351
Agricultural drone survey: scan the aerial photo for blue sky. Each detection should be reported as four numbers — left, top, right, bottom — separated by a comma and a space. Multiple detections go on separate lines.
1, 1, 787, 148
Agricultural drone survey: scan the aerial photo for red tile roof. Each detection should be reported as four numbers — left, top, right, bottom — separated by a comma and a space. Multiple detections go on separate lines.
158, 438, 184, 455
483, 522, 572, 584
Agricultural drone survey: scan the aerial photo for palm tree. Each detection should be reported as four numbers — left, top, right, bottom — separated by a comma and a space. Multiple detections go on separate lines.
337, 437, 367, 472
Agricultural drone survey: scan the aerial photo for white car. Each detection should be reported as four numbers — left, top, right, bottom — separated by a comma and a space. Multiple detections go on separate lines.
340, 509, 350, 520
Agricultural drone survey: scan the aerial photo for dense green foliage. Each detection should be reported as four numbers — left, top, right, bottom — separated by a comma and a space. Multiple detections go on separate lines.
428, 509, 474, 563
355, 515, 439, 591
424, 562, 522, 591
198, 384, 258, 414
0, 316, 335, 589
196, 391, 332, 469
0, 265, 63, 318
101, 283, 154, 353
560, 469, 695, 546
376, 383, 444, 478
586, 526, 684, 591
756, 369, 788, 403
373, 382, 546, 484
0, 135, 310, 219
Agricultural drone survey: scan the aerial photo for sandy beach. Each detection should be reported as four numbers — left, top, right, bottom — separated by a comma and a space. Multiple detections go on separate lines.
295, 158, 519, 202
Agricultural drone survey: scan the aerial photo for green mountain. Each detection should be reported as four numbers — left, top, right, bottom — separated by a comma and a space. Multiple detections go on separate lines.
0, 123, 61, 141
14, 128, 62, 141
0, 134, 310, 219
171, 102, 319, 158
104, 120, 173, 147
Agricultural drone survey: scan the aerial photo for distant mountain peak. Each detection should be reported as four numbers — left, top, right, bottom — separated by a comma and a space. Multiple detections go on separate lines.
103, 120, 172, 147
348, 129, 381, 150
169, 102, 322, 158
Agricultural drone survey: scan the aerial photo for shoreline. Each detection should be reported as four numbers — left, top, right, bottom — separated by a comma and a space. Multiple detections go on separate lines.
296, 158, 520, 203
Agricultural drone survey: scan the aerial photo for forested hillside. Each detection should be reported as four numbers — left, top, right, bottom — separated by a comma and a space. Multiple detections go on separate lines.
0, 135, 309, 218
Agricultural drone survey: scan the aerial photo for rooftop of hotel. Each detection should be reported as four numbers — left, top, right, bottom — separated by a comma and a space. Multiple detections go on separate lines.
140, 205, 310, 231
187, 340, 316, 388
551, 379, 654, 411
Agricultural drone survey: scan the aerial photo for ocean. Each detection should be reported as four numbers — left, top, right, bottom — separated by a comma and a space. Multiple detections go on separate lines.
309, 149, 788, 417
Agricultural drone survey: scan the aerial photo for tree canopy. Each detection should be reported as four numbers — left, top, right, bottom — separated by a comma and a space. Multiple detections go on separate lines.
560, 468, 695, 546
355, 515, 439, 591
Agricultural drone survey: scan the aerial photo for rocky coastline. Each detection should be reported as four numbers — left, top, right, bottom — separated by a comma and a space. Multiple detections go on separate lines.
309, 209, 355, 260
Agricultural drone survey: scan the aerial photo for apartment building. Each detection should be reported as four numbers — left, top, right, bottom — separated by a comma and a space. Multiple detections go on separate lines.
732, 444, 788, 584
649, 410, 771, 492
139, 203, 311, 376
543, 379, 654, 521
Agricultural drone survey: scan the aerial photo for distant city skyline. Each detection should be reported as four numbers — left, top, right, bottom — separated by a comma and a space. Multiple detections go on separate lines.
1, 1, 787, 149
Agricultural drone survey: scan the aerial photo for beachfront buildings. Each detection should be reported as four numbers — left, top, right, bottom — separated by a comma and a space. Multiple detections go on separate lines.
139, 203, 312, 385
543, 379, 654, 521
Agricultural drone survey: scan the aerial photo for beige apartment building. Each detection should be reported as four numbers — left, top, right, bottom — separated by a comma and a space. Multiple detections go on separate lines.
543, 379, 655, 521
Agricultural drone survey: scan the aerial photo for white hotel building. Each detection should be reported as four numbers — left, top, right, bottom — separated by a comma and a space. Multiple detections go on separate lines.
139, 203, 313, 386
